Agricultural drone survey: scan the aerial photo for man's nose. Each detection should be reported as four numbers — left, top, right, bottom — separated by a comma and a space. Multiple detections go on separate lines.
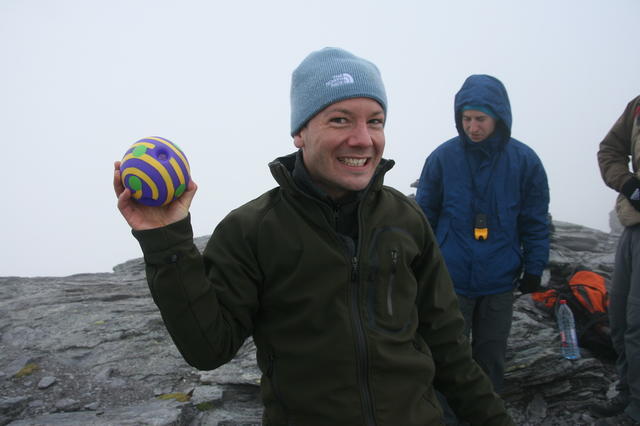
348, 122, 373, 146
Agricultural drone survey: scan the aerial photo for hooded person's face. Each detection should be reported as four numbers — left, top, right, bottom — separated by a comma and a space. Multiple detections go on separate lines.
461, 110, 496, 142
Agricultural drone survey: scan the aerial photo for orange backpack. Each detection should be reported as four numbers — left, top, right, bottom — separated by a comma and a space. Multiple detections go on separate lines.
531, 270, 615, 360
532, 270, 609, 313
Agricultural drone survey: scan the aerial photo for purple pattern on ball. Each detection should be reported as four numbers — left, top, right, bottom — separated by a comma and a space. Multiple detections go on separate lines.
120, 137, 190, 206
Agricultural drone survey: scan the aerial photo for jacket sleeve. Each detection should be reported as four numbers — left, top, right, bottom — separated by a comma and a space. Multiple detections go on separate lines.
415, 153, 443, 230
597, 96, 640, 192
518, 151, 550, 277
132, 213, 259, 371
415, 224, 514, 426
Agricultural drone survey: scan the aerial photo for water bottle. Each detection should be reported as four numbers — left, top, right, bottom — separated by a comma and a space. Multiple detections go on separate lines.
557, 299, 581, 360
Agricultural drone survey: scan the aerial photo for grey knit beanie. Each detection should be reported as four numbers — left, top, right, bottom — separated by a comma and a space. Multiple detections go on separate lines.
290, 47, 387, 136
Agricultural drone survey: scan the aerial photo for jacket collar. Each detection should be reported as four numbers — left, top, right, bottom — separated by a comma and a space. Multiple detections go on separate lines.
462, 128, 507, 153
268, 150, 394, 202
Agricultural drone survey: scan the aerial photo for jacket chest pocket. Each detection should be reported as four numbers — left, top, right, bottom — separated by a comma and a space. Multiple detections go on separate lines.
365, 227, 419, 333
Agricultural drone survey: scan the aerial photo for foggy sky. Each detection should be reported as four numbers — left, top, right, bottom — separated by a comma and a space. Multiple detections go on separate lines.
2, 0, 639, 276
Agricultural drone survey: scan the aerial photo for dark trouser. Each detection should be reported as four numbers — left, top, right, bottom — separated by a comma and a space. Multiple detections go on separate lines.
457, 291, 514, 393
610, 225, 640, 422
438, 290, 514, 425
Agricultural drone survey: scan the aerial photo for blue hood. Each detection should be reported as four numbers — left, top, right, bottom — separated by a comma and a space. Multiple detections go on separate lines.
454, 74, 512, 142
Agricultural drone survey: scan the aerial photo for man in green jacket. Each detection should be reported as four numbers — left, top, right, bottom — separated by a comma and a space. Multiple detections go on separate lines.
113, 47, 513, 426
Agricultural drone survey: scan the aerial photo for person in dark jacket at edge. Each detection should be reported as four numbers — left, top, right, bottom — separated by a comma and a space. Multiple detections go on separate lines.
415, 74, 549, 425
593, 95, 640, 426
113, 48, 514, 426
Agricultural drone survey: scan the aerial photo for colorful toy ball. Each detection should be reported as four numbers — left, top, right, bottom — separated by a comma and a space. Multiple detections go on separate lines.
120, 136, 191, 206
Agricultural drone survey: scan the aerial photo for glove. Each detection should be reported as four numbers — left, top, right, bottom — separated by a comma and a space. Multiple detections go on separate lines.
518, 273, 542, 294
621, 177, 640, 212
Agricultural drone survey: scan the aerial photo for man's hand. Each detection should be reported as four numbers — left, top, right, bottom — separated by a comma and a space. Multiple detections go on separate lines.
518, 273, 542, 294
113, 161, 197, 231
621, 176, 640, 212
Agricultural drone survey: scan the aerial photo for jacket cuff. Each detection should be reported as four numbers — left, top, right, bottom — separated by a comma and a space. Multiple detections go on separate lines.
132, 215, 194, 263
523, 266, 544, 278
521, 273, 541, 284
621, 176, 640, 198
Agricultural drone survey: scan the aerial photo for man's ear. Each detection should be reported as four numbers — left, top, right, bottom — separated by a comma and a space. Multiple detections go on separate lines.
293, 131, 304, 148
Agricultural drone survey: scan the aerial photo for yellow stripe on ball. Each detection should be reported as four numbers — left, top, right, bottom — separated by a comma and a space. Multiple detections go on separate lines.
121, 167, 160, 200
169, 157, 186, 185
121, 152, 175, 205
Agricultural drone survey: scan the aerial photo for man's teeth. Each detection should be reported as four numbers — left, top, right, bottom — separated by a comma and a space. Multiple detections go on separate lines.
339, 157, 366, 167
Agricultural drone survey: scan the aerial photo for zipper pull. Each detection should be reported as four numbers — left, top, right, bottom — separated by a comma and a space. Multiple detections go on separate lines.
390, 249, 398, 269
387, 249, 399, 316
351, 257, 359, 282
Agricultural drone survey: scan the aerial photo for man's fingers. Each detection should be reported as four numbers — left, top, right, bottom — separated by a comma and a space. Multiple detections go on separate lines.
116, 188, 141, 229
113, 161, 125, 197
117, 187, 132, 210
177, 179, 198, 210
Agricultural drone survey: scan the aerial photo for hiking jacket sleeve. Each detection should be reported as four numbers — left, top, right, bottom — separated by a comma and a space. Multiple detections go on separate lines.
598, 95, 640, 192
415, 148, 444, 230
132, 214, 255, 370
518, 149, 550, 277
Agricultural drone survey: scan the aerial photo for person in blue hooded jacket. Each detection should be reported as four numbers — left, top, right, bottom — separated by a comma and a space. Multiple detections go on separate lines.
415, 74, 550, 404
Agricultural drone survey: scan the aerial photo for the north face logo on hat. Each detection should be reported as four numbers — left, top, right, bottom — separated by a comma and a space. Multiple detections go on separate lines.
325, 73, 354, 88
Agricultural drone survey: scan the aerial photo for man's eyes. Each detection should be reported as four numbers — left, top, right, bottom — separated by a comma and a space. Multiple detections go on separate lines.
328, 117, 384, 126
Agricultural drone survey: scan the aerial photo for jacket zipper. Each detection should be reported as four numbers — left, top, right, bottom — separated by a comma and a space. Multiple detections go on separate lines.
387, 249, 398, 316
267, 353, 290, 421
350, 256, 377, 426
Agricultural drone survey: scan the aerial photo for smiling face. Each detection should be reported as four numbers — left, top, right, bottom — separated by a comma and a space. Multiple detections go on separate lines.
462, 109, 497, 142
293, 97, 385, 200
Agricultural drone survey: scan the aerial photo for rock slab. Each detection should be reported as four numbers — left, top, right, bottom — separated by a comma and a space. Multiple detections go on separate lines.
0, 224, 621, 425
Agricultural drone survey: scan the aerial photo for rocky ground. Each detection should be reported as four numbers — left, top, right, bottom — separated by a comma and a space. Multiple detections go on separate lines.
0, 222, 622, 425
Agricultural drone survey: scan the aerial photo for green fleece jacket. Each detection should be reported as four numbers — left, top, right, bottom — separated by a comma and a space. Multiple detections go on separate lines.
133, 152, 513, 426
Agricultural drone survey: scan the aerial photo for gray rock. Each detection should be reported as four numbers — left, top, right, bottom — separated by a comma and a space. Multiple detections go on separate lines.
8, 399, 194, 426
4, 357, 35, 378
54, 398, 80, 412
27, 400, 44, 409
0, 396, 30, 418
36, 377, 56, 390
0, 219, 622, 425
83, 402, 99, 411
94, 367, 114, 382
